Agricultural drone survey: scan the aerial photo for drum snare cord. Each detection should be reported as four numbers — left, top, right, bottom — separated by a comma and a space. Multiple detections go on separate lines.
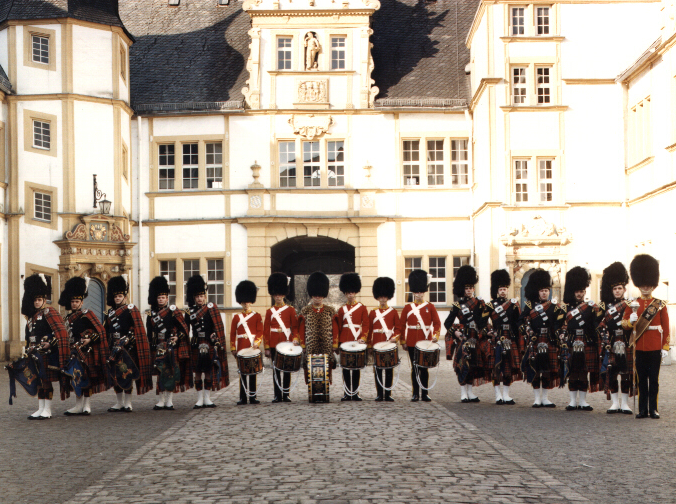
272, 364, 302, 395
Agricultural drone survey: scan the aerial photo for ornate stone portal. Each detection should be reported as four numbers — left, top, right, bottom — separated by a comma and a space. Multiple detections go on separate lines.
288, 114, 333, 139
55, 214, 136, 286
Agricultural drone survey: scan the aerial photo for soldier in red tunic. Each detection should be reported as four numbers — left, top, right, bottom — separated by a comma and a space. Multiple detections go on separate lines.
369, 277, 400, 402
23, 274, 70, 420
230, 280, 263, 405
399, 270, 441, 402
59, 276, 109, 416
562, 266, 603, 411
334, 273, 369, 401
622, 254, 670, 419
264, 272, 300, 403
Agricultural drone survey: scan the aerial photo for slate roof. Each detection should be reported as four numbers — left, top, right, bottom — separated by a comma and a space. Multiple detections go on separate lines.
118, 0, 480, 113
0, 0, 133, 40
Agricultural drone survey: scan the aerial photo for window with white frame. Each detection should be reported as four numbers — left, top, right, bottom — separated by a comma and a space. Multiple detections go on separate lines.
159, 260, 177, 306
512, 68, 527, 104
452, 256, 471, 301
159, 144, 175, 190
538, 159, 554, 202
451, 139, 469, 186
33, 120, 50, 150
303, 141, 321, 187
277, 37, 292, 70
327, 140, 345, 187
32, 34, 49, 64
427, 140, 444, 186
511, 7, 526, 35
404, 257, 423, 302
331, 37, 346, 70
536, 67, 551, 104
34, 192, 51, 222
514, 159, 529, 203
182, 143, 198, 189
207, 259, 224, 306
183, 260, 200, 302
279, 141, 296, 187
429, 257, 447, 304
536, 7, 550, 35
206, 142, 223, 188
403, 140, 420, 186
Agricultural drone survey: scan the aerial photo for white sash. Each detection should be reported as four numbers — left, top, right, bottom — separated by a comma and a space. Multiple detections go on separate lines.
373, 307, 394, 340
343, 303, 363, 340
407, 302, 432, 340
270, 305, 291, 340
237, 312, 256, 346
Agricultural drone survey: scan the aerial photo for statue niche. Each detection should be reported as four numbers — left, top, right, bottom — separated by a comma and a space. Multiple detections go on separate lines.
304, 31, 320, 71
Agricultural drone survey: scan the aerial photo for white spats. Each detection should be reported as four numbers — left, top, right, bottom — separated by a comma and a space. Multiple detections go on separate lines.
608, 393, 620, 412
467, 385, 478, 400
155, 391, 166, 409
124, 393, 133, 411
165, 392, 174, 408
578, 391, 590, 408
203, 389, 214, 407
620, 393, 632, 413
568, 391, 578, 409
83, 396, 92, 415
40, 399, 52, 419
29, 399, 45, 418
494, 385, 503, 403
532, 387, 542, 406
541, 388, 553, 406
195, 389, 204, 408
502, 385, 513, 403
460, 384, 468, 402
66, 396, 84, 415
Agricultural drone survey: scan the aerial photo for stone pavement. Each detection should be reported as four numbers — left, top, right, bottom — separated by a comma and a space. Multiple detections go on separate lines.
0, 352, 674, 504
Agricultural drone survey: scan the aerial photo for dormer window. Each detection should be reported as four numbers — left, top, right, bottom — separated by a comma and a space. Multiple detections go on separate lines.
277, 37, 292, 70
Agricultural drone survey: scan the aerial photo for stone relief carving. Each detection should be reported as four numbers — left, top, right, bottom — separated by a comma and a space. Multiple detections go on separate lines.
288, 114, 333, 140
110, 224, 131, 242
241, 28, 262, 109
361, 194, 374, 209
502, 215, 571, 246
297, 79, 328, 103
66, 224, 87, 240
89, 223, 108, 241
361, 0, 381, 9
250, 195, 262, 209
304, 32, 320, 70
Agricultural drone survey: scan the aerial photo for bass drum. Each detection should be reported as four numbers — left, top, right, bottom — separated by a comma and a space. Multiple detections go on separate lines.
307, 354, 330, 403
237, 347, 264, 375
373, 341, 398, 369
274, 341, 303, 373
414, 340, 441, 369
340, 341, 367, 369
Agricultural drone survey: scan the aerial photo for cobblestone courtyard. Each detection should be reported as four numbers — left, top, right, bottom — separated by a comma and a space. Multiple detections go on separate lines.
1, 353, 674, 504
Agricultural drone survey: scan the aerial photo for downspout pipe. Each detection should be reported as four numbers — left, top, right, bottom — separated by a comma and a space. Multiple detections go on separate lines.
137, 115, 143, 309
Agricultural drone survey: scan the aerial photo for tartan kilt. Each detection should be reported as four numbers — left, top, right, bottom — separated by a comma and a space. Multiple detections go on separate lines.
451, 337, 485, 387
484, 337, 522, 382
190, 344, 229, 389
602, 344, 635, 397
83, 344, 109, 394
152, 337, 193, 393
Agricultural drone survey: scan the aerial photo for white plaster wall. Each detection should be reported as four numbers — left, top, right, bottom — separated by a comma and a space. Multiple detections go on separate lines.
565, 206, 626, 271
73, 101, 114, 214
508, 112, 559, 151
154, 194, 225, 220
400, 220, 471, 251
473, 211, 492, 299
20, 222, 61, 271
152, 116, 225, 137
72, 25, 113, 98
15, 25, 63, 94
398, 113, 468, 133
230, 223, 249, 301
351, 114, 395, 188
472, 94, 492, 204
121, 112, 132, 216
135, 224, 151, 310
230, 115, 269, 189
155, 224, 225, 255
230, 194, 249, 217
275, 193, 348, 212
396, 192, 471, 218
560, 4, 659, 78
508, 42, 557, 59
251, 0, 376, 10
470, 13, 488, 91
376, 221, 396, 278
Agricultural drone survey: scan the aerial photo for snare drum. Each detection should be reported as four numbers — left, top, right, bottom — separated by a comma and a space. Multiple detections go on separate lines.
307, 354, 330, 403
373, 341, 398, 369
414, 340, 440, 369
274, 341, 303, 373
236, 347, 264, 375
340, 341, 367, 369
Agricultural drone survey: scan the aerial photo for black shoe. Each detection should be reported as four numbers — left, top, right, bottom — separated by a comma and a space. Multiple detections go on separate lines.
282, 397, 292, 403
469, 397, 480, 403
193, 404, 204, 409
375, 395, 383, 402
496, 399, 504, 405
237, 400, 247, 406
411, 394, 419, 402
152, 405, 164, 410
579, 405, 593, 411
81, 410, 91, 416
421, 395, 431, 402
204, 403, 216, 408
64, 410, 80, 416
164, 405, 175, 411
542, 403, 556, 408
636, 411, 649, 419
107, 407, 123, 413
461, 398, 470, 403
621, 409, 633, 415
249, 398, 260, 405
341, 394, 350, 402
28, 415, 41, 420
352, 395, 363, 402
384, 396, 395, 402
607, 408, 619, 414
271, 397, 282, 403
650, 411, 660, 419
532, 403, 542, 408
565, 405, 577, 411
504, 399, 515, 405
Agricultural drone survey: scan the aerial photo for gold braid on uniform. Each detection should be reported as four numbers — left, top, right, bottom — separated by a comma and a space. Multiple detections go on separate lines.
301, 304, 336, 367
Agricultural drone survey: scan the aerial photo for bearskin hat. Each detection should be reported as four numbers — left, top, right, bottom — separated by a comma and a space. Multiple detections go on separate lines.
107, 275, 129, 307
339, 273, 361, 294
148, 276, 170, 306
21, 274, 51, 317
235, 280, 258, 304
408, 269, 429, 294
452, 265, 478, 298
307, 271, 330, 298
372, 277, 395, 300
267, 272, 289, 297
525, 269, 552, 304
600, 262, 629, 305
186, 274, 207, 307
563, 266, 590, 306
630, 254, 660, 288
58, 276, 88, 307
490, 269, 511, 299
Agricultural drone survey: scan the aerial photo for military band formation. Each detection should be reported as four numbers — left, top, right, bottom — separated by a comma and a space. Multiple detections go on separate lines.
6, 253, 669, 422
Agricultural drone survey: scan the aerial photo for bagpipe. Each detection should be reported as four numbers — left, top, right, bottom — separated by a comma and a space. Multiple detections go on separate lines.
5, 344, 47, 405
456, 325, 479, 384
599, 326, 628, 390
107, 333, 140, 392
492, 332, 512, 375
153, 332, 181, 392
61, 340, 91, 398
519, 321, 555, 382
192, 331, 222, 383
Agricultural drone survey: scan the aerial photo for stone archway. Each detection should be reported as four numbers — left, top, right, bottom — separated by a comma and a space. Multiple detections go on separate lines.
513, 260, 563, 305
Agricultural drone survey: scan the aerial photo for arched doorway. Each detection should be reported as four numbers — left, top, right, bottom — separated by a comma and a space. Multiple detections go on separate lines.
83, 278, 106, 322
271, 236, 355, 311
519, 267, 556, 309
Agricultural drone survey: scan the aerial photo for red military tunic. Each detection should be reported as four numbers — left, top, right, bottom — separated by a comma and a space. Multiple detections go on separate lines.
230, 310, 263, 352
263, 303, 300, 349
622, 296, 670, 352
368, 307, 401, 346
399, 301, 441, 347
333, 302, 370, 348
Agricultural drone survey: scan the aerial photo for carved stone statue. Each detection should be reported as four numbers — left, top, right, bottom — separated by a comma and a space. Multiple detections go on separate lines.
304, 32, 320, 70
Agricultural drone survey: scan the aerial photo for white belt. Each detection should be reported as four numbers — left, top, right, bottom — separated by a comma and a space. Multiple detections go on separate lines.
237, 334, 250, 339
270, 328, 285, 333
373, 329, 388, 333
648, 326, 661, 331
407, 324, 430, 330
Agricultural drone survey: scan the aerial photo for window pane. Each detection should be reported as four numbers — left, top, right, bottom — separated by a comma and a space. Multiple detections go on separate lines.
539, 159, 554, 202
511, 7, 525, 35
206, 142, 223, 188
303, 141, 320, 187
207, 259, 225, 306
34, 192, 51, 222
403, 140, 420, 186
328, 140, 345, 187
278, 37, 292, 70
279, 141, 296, 187
451, 139, 469, 186
537, 67, 551, 104
33, 120, 51, 149
514, 159, 528, 202
429, 257, 447, 304
32, 35, 49, 64
331, 37, 346, 70
512, 68, 527, 105
183, 260, 200, 301
159, 260, 177, 306
159, 145, 175, 190
427, 140, 444, 186
537, 7, 550, 35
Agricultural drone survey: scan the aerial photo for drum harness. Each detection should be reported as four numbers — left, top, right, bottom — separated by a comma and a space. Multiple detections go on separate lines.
270, 306, 303, 395
372, 308, 402, 392
340, 304, 365, 397
237, 312, 265, 398
406, 302, 440, 392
